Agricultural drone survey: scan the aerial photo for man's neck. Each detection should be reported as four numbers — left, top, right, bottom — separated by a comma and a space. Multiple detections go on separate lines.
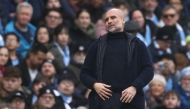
9, 50, 17, 60
15, 22, 27, 30
145, 11, 154, 18
26, 59, 36, 70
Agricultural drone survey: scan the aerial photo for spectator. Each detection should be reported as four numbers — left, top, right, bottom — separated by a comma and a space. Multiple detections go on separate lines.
124, 20, 140, 36
0, 0, 27, 22
157, 54, 176, 91
174, 53, 189, 82
67, 44, 88, 95
0, 66, 31, 103
158, 5, 186, 53
37, 86, 65, 109
43, 8, 63, 33
114, 1, 130, 21
33, 26, 53, 47
57, 74, 87, 109
0, 103, 14, 109
173, 67, 190, 109
148, 26, 174, 64
95, 15, 107, 39
27, 75, 51, 106
129, 9, 157, 46
4, 2, 36, 58
82, 0, 106, 23
156, 90, 181, 109
4, 33, 23, 66
40, 59, 59, 89
69, 9, 95, 50
0, 47, 9, 77
49, 24, 71, 71
168, 0, 189, 27
146, 74, 167, 109
141, 0, 159, 24
6, 91, 28, 109
16, 44, 47, 87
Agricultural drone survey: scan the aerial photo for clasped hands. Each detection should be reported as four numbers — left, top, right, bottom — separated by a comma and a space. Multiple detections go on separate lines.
93, 83, 137, 103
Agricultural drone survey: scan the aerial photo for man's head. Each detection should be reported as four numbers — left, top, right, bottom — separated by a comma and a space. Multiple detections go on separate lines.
156, 26, 174, 51
5, 33, 20, 51
16, 2, 33, 27
32, 75, 51, 95
163, 90, 180, 109
73, 45, 87, 64
179, 67, 190, 93
142, 0, 158, 13
27, 44, 48, 69
2, 66, 22, 92
58, 72, 77, 96
38, 86, 56, 108
129, 9, 145, 29
45, 8, 63, 29
161, 5, 179, 26
40, 59, 56, 78
168, 0, 183, 12
7, 91, 26, 109
104, 8, 126, 33
46, 0, 61, 9
124, 20, 140, 36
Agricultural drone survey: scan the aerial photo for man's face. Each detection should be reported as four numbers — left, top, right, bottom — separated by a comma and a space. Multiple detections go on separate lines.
162, 9, 178, 26
5, 35, 20, 51
46, 0, 61, 9
150, 81, 165, 97
142, 0, 158, 12
169, 0, 183, 12
73, 52, 86, 64
11, 98, 25, 109
16, 7, 32, 26
163, 95, 180, 109
2, 77, 21, 92
131, 10, 145, 28
180, 75, 190, 93
30, 51, 46, 69
104, 9, 125, 33
33, 82, 46, 95
38, 93, 55, 108
41, 62, 56, 78
58, 80, 75, 96
45, 11, 63, 29
159, 40, 172, 51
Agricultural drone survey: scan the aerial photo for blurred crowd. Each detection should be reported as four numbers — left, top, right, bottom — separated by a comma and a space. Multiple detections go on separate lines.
0, 0, 190, 109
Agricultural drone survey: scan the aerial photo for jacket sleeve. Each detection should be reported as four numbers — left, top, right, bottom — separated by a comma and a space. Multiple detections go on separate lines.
131, 40, 154, 90
80, 41, 98, 90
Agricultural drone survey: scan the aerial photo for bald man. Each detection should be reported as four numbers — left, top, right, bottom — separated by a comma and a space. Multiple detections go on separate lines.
80, 8, 154, 109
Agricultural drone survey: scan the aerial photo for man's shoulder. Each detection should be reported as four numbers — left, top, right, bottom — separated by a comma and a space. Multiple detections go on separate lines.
5, 21, 15, 32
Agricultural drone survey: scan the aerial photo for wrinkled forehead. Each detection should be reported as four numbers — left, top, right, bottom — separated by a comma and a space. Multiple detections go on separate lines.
105, 9, 121, 18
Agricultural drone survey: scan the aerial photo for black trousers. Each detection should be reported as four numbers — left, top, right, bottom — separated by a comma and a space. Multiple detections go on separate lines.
88, 92, 142, 109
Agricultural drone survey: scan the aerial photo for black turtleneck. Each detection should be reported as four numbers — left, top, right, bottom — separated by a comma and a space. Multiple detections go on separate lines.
102, 32, 128, 92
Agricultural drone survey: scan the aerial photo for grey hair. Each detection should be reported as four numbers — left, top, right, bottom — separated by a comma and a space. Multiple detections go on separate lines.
0, 103, 14, 109
16, 2, 33, 14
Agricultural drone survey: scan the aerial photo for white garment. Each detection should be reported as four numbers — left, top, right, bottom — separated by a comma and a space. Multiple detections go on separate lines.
64, 96, 72, 109
28, 68, 38, 81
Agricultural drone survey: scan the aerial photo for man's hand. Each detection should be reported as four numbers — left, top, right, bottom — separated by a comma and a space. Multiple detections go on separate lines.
93, 83, 112, 100
120, 86, 137, 103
